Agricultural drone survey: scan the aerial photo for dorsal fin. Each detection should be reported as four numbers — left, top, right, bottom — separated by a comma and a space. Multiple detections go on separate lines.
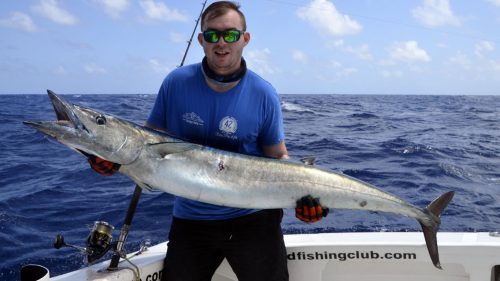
301, 157, 316, 165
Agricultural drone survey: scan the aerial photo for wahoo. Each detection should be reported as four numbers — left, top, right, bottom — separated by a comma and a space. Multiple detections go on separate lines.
24, 90, 454, 269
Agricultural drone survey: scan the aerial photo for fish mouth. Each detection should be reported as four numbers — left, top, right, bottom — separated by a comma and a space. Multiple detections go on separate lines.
48, 89, 88, 132
23, 90, 88, 134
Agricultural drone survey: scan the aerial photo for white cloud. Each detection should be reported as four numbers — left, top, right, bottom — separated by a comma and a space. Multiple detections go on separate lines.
330, 60, 342, 69
436, 42, 448, 49
475, 41, 495, 58
0, 12, 39, 32
349, 44, 372, 60
54, 65, 67, 75
381, 70, 403, 78
169, 32, 186, 43
338, 67, 357, 76
329, 39, 373, 60
95, 0, 130, 19
447, 49, 500, 75
84, 63, 106, 74
388, 41, 431, 63
149, 59, 171, 73
448, 52, 471, 70
488, 0, 500, 7
292, 50, 308, 63
139, 0, 188, 22
297, 0, 362, 36
412, 0, 460, 27
329, 60, 357, 77
32, 0, 78, 25
247, 48, 278, 75
490, 60, 500, 72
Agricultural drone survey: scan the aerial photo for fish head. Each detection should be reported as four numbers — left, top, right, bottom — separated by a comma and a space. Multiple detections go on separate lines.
23, 90, 144, 165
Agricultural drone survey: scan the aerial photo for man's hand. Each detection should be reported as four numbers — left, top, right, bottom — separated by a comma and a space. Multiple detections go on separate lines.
295, 195, 329, 223
86, 154, 121, 176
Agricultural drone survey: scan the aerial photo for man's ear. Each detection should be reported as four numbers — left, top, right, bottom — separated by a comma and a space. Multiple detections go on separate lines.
243, 31, 251, 46
197, 33, 204, 45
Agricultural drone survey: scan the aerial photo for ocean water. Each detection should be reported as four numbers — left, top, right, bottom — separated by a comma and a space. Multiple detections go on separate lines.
1, 94, 499, 280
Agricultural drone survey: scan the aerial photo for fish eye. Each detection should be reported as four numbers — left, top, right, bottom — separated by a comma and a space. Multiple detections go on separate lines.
96, 115, 106, 125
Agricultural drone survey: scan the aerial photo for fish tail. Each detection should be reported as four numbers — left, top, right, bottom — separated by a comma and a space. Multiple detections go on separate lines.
418, 191, 455, 269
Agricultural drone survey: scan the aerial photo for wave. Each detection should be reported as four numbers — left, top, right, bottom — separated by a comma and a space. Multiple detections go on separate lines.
281, 101, 316, 114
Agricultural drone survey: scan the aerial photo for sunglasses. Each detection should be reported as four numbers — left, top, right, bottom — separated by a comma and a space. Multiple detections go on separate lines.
202, 29, 243, 44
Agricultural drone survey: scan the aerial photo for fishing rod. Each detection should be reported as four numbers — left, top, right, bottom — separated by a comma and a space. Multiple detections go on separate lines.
180, 0, 208, 67
107, 0, 208, 270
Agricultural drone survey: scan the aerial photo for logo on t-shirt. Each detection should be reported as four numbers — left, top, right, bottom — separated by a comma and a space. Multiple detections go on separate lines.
182, 112, 204, 126
219, 116, 238, 134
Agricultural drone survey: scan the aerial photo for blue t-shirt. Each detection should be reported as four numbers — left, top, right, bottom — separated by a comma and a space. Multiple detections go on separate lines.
147, 62, 285, 220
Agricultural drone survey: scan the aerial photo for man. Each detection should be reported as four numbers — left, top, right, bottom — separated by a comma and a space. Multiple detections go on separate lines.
88, 2, 327, 280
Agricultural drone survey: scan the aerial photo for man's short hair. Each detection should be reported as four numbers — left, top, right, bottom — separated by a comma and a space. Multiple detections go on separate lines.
201, 1, 246, 31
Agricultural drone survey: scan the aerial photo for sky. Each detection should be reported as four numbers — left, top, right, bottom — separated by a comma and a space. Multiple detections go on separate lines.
1, 0, 500, 95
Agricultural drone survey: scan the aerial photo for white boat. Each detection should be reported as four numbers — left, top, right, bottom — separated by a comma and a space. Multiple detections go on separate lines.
22, 231, 500, 281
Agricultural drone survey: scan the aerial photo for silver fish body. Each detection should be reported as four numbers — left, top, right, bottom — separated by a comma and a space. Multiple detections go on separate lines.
124, 145, 424, 217
24, 90, 454, 269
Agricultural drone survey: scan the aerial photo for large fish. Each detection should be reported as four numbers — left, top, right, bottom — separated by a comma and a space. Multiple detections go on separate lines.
24, 90, 454, 269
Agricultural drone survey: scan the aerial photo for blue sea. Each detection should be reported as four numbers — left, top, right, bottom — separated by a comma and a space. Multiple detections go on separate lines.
1, 94, 499, 280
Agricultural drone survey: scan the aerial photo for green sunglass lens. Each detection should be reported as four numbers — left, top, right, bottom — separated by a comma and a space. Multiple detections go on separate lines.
205, 31, 219, 43
223, 31, 240, 43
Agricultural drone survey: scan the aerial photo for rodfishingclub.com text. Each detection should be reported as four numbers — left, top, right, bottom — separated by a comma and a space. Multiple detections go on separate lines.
287, 250, 417, 262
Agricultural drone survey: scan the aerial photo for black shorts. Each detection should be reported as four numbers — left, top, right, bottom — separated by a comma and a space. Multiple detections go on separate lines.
162, 209, 289, 281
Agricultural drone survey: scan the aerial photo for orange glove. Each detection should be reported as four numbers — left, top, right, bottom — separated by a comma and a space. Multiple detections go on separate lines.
86, 154, 120, 176
295, 195, 329, 223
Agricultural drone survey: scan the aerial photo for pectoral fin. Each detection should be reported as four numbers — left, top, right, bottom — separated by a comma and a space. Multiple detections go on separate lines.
148, 141, 199, 158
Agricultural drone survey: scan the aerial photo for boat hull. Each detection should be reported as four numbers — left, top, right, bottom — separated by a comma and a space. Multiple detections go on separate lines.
35, 232, 500, 281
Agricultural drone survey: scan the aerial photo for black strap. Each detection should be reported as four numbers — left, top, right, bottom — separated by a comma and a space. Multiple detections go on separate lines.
201, 56, 247, 83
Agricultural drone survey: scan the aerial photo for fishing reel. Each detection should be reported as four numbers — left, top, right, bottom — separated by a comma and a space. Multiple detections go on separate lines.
54, 221, 115, 263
